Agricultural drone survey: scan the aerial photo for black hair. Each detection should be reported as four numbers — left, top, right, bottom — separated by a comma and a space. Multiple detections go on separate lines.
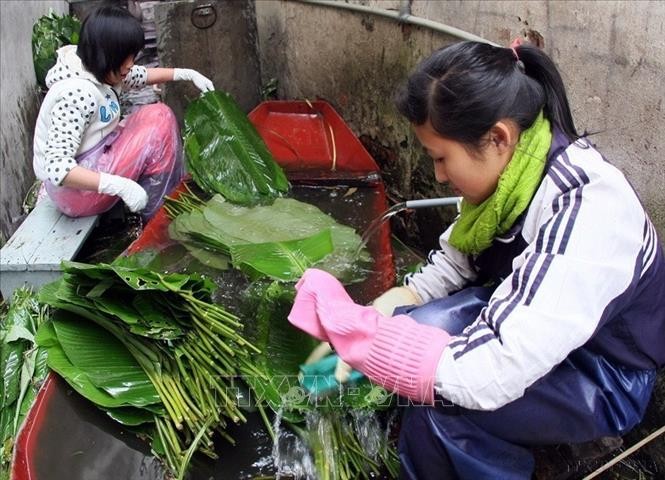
76, 5, 145, 84
395, 41, 580, 149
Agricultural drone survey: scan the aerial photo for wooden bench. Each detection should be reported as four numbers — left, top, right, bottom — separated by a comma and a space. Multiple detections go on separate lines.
0, 198, 98, 301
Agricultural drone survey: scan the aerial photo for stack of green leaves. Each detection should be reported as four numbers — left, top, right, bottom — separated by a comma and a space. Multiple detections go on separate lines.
183, 91, 290, 205
32, 11, 81, 89
36, 261, 262, 478
0, 288, 49, 479
35, 311, 162, 426
166, 191, 370, 283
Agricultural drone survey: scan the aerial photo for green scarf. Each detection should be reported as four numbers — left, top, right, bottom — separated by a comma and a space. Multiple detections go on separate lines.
448, 112, 552, 255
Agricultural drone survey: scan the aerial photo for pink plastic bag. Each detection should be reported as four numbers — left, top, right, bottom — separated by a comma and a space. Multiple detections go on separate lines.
45, 103, 184, 220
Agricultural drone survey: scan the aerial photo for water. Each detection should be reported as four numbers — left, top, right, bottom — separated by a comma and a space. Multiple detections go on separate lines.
296, 185, 398, 304
272, 409, 316, 479
39, 182, 397, 479
357, 202, 408, 257
135, 183, 397, 306
32, 376, 166, 480
356, 196, 461, 257
351, 409, 383, 459
269, 409, 397, 480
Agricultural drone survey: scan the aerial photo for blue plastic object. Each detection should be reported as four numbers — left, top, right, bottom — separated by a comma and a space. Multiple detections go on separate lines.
299, 354, 365, 396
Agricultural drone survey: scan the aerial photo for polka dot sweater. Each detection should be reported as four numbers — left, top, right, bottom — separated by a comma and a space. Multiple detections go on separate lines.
33, 45, 148, 185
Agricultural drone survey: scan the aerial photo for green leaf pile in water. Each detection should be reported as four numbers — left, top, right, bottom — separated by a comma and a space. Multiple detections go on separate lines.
36, 313, 162, 417
239, 281, 394, 421
183, 91, 289, 205
36, 261, 261, 478
238, 281, 399, 479
169, 195, 371, 282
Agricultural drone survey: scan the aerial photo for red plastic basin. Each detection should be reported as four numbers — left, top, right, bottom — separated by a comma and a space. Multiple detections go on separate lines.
13, 100, 395, 480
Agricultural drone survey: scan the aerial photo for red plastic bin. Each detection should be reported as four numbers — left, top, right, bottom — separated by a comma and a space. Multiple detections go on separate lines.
13, 100, 395, 480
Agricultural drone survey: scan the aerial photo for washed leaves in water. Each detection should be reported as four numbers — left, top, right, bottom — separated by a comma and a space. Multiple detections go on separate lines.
169, 194, 370, 283
37, 261, 261, 478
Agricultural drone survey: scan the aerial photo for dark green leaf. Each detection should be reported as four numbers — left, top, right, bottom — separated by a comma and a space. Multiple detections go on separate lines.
241, 282, 316, 422
200, 196, 368, 282
184, 91, 289, 205
32, 12, 81, 88
230, 229, 333, 281
50, 313, 161, 405
102, 406, 155, 426
1, 289, 40, 410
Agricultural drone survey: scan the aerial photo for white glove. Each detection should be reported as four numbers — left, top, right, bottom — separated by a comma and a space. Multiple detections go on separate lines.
372, 286, 422, 316
98, 172, 148, 213
173, 68, 214, 93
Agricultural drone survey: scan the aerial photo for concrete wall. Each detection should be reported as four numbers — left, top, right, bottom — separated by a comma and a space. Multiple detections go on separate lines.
0, 0, 68, 242
255, 0, 463, 251
154, 0, 262, 123
255, 0, 665, 251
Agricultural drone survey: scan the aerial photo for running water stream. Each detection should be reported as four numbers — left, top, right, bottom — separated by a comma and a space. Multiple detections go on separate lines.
271, 408, 398, 480
357, 197, 461, 256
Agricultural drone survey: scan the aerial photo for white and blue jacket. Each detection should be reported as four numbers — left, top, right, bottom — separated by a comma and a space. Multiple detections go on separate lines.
404, 131, 665, 410
33, 45, 148, 186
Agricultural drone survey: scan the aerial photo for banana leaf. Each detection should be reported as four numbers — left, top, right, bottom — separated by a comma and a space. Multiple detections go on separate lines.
49, 312, 161, 404
1, 293, 36, 410
36, 316, 162, 411
102, 406, 155, 426
171, 195, 369, 283
0, 288, 49, 470
169, 208, 234, 256
230, 229, 333, 281
185, 245, 231, 271
62, 261, 209, 293
42, 262, 217, 341
45, 274, 184, 341
39, 261, 261, 476
16, 347, 48, 424
240, 281, 316, 423
204, 196, 369, 281
184, 91, 289, 205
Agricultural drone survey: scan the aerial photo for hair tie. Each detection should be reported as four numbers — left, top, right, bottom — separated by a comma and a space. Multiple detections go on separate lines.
509, 37, 526, 73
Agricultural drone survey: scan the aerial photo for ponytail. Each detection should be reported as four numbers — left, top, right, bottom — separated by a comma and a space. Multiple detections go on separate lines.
395, 41, 581, 148
514, 44, 580, 142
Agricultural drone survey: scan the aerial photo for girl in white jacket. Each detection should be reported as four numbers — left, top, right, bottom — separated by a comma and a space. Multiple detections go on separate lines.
33, 6, 213, 219
289, 40, 665, 479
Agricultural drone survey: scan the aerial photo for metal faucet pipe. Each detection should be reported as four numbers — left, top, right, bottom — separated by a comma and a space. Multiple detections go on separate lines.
291, 0, 498, 46
403, 197, 461, 209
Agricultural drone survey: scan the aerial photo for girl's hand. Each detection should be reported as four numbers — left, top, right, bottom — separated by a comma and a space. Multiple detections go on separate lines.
372, 286, 422, 316
173, 68, 214, 93
98, 172, 148, 212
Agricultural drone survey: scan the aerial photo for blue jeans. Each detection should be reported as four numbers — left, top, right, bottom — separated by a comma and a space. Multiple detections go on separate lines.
394, 287, 656, 479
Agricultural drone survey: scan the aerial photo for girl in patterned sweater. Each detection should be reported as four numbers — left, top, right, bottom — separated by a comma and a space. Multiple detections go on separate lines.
33, 5, 213, 219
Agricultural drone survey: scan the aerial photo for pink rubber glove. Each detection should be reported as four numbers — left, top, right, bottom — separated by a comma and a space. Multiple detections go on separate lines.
288, 269, 451, 404
288, 268, 355, 341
